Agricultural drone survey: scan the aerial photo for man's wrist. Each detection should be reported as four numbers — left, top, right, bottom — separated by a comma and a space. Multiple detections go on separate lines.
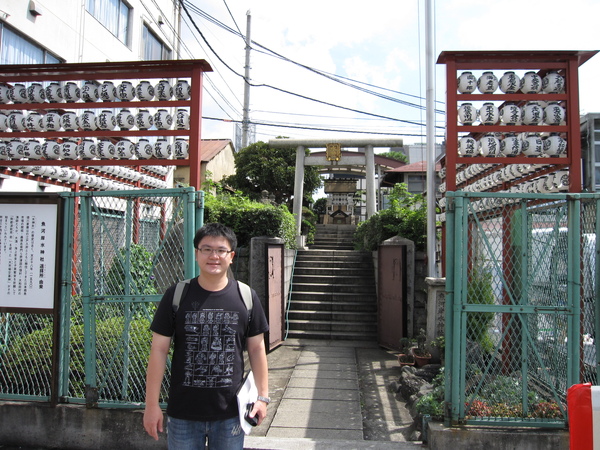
257, 395, 271, 404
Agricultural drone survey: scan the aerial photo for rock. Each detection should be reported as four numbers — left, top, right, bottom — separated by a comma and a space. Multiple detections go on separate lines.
419, 382, 433, 396
396, 363, 443, 435
398, 366, 423, 399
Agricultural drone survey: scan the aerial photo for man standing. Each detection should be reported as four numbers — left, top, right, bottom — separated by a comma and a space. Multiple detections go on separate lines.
144, 223, 270, 449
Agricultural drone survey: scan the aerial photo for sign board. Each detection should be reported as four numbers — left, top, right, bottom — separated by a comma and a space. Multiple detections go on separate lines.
0, 194, 63, 312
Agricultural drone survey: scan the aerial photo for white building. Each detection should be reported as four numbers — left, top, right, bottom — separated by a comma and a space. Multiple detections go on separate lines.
1, 0, 179, 65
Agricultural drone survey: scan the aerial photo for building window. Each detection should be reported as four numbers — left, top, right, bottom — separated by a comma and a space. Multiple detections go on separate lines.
86, 0, 130, 44
407, 174, 426, 194
143, 24, 171, 60
0, 25, 62, 65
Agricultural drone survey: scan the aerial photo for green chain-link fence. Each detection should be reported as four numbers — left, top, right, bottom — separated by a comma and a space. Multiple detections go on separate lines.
0, 188, 201, 407
445, 191, 600, 428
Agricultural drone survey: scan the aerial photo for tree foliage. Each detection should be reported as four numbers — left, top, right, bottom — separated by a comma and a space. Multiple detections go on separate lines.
204, 190, 297, 248
222, 141, 322, 207
377, 151, 408, 163
105, 244, 157, 295
353, 183, 427, 251
313, 197, 327, 218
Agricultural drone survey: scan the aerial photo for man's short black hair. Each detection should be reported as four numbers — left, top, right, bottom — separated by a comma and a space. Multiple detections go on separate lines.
193, 223, 237, 251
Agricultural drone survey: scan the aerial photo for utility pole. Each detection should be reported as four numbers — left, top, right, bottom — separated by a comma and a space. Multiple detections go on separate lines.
425, 0, 437, 277
241, 10, 251, 149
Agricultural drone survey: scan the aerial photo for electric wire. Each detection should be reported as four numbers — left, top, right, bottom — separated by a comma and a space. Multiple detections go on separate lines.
221, 0, 243, 37
202, 116, 445, 138
182, 0, 445, 113
181, 0, 446, 136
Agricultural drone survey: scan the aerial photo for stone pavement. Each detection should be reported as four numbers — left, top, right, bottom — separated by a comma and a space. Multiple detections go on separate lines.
244, 339, 423, 450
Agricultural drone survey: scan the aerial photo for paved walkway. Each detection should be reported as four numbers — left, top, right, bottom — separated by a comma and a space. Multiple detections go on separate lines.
244, 339, 422, 450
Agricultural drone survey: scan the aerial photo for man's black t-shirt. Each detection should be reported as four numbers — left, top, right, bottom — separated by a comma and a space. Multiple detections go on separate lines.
150, 277, 269, 421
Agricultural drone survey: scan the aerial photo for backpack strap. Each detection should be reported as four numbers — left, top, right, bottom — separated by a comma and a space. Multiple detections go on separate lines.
237, 281, 253, 321
172, 278, 192, 313
172, 278, 253, 317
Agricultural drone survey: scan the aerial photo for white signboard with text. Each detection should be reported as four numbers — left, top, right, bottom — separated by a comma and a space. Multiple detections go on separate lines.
0, 203, 58, 310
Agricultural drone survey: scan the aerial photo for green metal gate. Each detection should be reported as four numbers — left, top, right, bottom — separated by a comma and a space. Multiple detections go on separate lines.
0, 188, 202, 406
445, 191, 600, 427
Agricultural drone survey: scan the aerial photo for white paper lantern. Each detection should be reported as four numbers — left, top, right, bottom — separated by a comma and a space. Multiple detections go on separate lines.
478, 102, 499, 125
458, 136, 478, 157
499, 71, 521, 94
457, 71, 477, 94
479, 134, 500, 157
477, 71, 499, 94
520, 71, 542, 94
458, 103, 478, 125
521, 133, 544, 156
63, 82, 81, 103
542, 71, 565, 94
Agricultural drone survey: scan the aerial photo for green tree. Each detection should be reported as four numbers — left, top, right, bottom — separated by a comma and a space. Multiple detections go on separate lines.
222, 141, 322, 207
377, 151, 408, 163
313, 197, 327, 220
353, 183, 427, 251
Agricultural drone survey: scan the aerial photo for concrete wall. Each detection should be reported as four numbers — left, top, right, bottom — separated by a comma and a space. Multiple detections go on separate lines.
427, 423, 569, 450
0, 401, 165, 450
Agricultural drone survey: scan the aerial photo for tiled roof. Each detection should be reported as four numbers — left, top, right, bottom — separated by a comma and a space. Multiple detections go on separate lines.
200, 139, 233, 162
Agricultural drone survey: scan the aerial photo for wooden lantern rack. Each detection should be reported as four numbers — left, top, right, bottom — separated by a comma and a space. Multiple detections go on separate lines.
0, 59, 212, 191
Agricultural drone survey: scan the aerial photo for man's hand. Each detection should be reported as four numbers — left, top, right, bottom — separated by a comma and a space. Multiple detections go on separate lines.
250, 399, 268, 426
143, 403, 164, 440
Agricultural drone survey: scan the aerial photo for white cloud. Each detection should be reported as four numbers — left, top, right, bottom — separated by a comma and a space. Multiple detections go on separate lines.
189, 0, 600, 145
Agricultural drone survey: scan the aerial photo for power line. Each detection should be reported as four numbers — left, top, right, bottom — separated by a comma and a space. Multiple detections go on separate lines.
221, 0, 243, 37
182, 1, 445, 113
181, 0, 450, 142
181, 1, 445, 124
202, 116, 445, 138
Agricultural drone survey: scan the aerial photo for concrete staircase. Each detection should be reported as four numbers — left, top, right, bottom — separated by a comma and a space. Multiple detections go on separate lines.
287, 225, 378, 340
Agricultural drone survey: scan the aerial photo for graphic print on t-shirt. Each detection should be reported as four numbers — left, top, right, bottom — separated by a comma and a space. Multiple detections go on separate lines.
182, 308, 239, 388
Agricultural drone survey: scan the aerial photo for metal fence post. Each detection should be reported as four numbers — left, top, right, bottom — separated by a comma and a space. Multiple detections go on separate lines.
568, 195, 582, 385
444, 192, 456, 426
57, 193, 75, 400
79, 193, 98, 406
451, 193, 466, 423
595, 197, 600, 384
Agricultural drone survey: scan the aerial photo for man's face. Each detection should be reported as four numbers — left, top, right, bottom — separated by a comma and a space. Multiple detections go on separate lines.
195, 236, 235, 277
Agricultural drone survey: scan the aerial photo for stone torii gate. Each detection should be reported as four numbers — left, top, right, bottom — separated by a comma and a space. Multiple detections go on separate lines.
268, 138, 403, 247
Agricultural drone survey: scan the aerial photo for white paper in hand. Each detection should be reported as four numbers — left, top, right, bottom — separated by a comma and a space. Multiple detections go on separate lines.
236, 371, 258, 435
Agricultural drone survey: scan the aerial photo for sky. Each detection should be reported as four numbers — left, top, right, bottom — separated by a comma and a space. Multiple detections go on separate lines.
179, 0, 600, 153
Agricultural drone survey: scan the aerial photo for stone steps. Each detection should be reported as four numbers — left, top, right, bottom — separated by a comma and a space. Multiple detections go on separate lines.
288, 225, 377, 341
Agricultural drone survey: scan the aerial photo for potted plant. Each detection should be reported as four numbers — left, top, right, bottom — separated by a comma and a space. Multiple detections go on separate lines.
412, 329, 432, 367
397, 337, 415, 366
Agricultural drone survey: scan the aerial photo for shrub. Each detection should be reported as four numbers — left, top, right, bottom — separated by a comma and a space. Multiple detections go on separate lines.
301, 206, 316, 245
353, 183, 426, 251
416, 368, 445, 420
204, 192, 297, 248
0, 315, 153, 401
105, 244, 157, 296
466, 267, 496, 353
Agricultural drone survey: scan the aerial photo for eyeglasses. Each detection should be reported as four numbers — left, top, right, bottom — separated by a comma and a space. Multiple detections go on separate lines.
196, 247, 233, 257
